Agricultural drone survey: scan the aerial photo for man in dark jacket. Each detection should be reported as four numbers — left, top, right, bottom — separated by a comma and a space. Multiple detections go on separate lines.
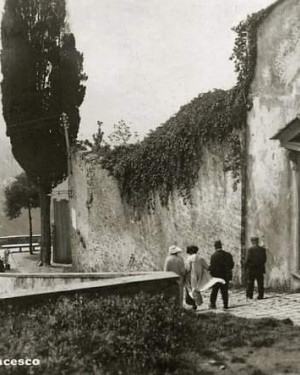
245, 236, 267, 300
209, 240, 234, 309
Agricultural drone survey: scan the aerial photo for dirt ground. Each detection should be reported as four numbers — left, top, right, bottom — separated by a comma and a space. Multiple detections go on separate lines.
199, 344, 300, 374
190, 319, 300, 374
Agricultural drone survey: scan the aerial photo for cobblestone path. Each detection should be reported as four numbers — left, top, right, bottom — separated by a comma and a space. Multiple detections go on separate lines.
197, 289, 300, 326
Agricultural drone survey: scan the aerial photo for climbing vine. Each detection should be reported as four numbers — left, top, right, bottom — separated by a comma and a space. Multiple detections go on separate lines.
97, 8, 269, 210
230, 9, 268, 104
101, 89, 243, 209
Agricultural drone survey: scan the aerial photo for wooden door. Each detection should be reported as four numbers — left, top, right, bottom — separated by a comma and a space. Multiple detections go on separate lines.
53, 199, 72, 264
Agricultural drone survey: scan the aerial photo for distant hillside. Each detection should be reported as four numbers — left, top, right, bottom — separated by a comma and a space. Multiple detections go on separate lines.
0, 137, 40, 237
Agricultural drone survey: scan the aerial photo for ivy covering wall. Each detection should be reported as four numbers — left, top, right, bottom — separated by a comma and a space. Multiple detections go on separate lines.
99, 8, 271, 210
101, 89, 243, 209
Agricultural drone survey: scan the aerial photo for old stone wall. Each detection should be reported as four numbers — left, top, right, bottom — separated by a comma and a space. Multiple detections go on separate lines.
246, 0, 300, 288
69, 146, 242, 281
0, 273, 180, 306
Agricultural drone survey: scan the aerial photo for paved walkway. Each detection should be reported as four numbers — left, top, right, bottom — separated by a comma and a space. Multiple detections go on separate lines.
8, 252, 71, 273
6, 254, 300, 326
195, 289, 300, 326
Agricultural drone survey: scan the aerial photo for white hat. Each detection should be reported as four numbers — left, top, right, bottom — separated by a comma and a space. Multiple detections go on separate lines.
168, 245, 182, 255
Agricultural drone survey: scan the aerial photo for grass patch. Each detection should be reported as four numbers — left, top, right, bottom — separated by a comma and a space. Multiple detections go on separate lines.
0, 293, 299, 374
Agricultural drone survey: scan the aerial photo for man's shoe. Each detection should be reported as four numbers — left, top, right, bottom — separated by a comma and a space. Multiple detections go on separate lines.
257, 297, 264, 300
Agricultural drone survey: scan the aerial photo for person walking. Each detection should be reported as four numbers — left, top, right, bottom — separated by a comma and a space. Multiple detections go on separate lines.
164, 245, 186, 306
185, 245, 226, 311
245, 236, 267, 300
209, 240, 234, 310
185, 245, 208, 310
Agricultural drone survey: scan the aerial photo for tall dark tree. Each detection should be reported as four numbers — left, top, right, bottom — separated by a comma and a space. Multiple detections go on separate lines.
1, 0, 87, 264
4, 172, 40, 254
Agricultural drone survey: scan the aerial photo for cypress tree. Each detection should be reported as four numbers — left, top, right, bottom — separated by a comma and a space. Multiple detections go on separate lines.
1, 0, 87, 265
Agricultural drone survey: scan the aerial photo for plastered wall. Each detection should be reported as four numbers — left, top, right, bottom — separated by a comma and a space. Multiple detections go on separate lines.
246, 0, 300, 288
69, 146, 242, 281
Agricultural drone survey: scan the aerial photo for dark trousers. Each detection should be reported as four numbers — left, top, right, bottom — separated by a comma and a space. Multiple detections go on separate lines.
210, 282, 229, 308
246, 271, 264, 299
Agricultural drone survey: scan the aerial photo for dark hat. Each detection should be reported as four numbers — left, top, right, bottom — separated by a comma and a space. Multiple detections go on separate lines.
187, 245, 199, 254
250, 236, 259, 241
214, 240, 222, 249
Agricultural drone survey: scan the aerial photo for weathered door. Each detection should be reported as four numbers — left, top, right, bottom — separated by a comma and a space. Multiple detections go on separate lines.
53, 199, 72, 264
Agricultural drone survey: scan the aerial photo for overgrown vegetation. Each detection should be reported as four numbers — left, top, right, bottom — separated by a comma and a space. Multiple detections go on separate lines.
1, 294, 188, 374
80, 9, 271, 210
0, 292, 298, 374
101, 89, 244, 209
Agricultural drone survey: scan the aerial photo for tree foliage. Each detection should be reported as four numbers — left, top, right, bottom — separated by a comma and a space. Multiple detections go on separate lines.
108, 120, 139, 147
1, 0, 87, 264
76, 120, 139, 154
4, 172, 40, 219
1, 0, 87, 190
4, 172, 40, 253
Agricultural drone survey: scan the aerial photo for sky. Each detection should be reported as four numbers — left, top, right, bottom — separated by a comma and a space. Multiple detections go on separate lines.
0, 0, 276, 141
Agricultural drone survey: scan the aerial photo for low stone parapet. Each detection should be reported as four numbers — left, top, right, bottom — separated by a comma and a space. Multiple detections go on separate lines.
0, 272, 179, 306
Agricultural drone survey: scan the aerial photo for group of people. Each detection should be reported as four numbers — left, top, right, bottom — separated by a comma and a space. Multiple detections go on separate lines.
164, 236, 267, 310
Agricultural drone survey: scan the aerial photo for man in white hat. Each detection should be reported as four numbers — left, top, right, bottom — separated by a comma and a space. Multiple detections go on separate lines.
164, 245, 186, 306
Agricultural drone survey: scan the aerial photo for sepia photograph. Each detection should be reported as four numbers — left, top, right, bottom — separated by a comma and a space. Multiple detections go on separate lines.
0, 0, 299, 374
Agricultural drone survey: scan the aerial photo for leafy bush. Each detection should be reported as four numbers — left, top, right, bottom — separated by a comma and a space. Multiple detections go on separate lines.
0, 293, 192, 375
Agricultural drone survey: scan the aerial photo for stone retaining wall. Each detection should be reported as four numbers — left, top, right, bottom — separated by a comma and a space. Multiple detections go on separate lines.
0, 272, 179, 306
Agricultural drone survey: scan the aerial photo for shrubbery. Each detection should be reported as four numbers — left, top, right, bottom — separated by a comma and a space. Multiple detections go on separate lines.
0, 293, 298, 374
0, 293, 192, 375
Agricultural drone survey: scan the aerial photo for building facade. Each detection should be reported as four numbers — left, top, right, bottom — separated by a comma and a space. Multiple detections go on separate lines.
245, 0, 300, 288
